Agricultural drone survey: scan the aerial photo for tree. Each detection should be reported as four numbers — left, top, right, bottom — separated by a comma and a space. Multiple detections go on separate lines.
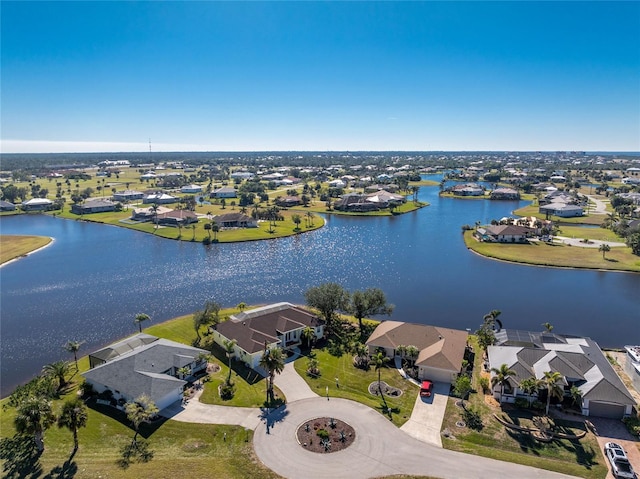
223, 339, 237, 385
63, 340, 84, 370
349, 288, 394, 334
542, 371, 565, 415
237, 302, 247, 312
304, 283, 350, 330
599, 243, 611, 259
570, 385, 583, 409
490, 363, 516, 403
204, 222, 212, 240
627, 232, 640, 255
212, 222, 220, 242
14, 395, 55, 452
519, 377, 542, 407
259, 347, 285, 405
134, 313, 150, 333
405, 345, 419, 366
291, 214, 302, 231
177, 366, 191, 379
300, 326, 315, 348
454, 374, 472, 402
541, 322, 554, 333
125, 394, 158, 443
42, 360, 72, 391
306, 211, 315, 226
372, 352, 390, 406
57, 398, 88, 453
192, 310, 207, 343
476, 310, 501, 351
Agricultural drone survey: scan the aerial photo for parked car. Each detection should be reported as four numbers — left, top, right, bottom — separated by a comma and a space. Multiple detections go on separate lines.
420, 380, 433, 397
604, 442, 635, 479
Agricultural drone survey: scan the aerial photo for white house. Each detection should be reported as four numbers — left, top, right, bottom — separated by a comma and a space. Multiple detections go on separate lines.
180, 184, 203, 193
328, 179, 346, 188
210, 187, 237, 198
83, 334, 208, 412
624, 346, 640, 394
21, 198, 54, 211
212, 303, 324, 370
539, 203, 583, 218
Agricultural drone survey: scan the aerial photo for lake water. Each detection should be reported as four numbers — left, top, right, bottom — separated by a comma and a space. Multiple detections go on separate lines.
1, 180, 639, 396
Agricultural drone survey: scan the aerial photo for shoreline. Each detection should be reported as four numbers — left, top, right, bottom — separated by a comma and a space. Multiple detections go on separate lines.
0, 236, 55, 268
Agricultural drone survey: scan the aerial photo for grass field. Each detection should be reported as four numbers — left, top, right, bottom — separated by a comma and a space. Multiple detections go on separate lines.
513, 205, 605, 225
0, 235, 52, 264
464, 231, 640, 273
441, 338, 607, 479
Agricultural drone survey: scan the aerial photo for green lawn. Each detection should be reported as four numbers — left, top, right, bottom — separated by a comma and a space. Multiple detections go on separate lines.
513, 205, 605, 225
293, 348, 418, 427
555, 225, 624, 242
289, 200, 428, 217
0, 235, 52, 264
464, 231, 640, 273
441, 338, 607, 479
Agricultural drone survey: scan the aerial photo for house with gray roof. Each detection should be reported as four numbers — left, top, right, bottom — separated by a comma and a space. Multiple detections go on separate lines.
82, 334, 208, 411
210, 186, 237, 199
366, 321, 469, 384
539, 203, 584, 218
487, 329, 636, 419
71, 199, 117, 215
211, 303, 324, 370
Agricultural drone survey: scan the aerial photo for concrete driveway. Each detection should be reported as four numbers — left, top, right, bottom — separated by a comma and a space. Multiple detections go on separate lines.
589, 417, 640, 479
273, 361, 319, 402
400, 381, 449, 447
253, 397, 580, 479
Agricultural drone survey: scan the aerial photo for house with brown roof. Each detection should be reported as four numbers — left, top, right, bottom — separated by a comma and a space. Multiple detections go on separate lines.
475, 224, 535, 243
490, 188, 520, 200
275, 196, 301, 207
212, 303, 324, 370
213, 213, 258, 228
156, 209, 198, 226
366, 321, 468, 384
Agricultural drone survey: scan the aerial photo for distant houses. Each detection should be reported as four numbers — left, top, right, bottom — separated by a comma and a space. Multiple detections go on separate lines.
143, 192, 178, 205
71, 199, 117, 215
213, 213, 258, 228
113, 190, 144, 202
490, 188, 520, 200
539, 203, 584, 218
210, 187, 237, 199
475, 225, 535, 243
0, 200, 17, 211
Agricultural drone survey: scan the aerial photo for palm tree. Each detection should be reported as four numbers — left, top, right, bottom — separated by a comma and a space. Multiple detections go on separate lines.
541, 322, 554, 333
300, 326, 315, 349
42, 360, 72, 391
125, 394, 158, 444
223, 339, 237, 384
212, 222, 219, 242
259, 347, 285, 405
57, 398, 88, 453
490, 363, 516, 403
305, 211, 315, 227
599, 243, 610, 259
14, 395, 56, 452
519, 376, 542, 407
237, 302, 247, 312
291, 214, 302, 231
405, 345, 419, 367
372, 352, 390, 398
63, 340, 84, 370
150, 203, 159, 230
204, 222, 212, 240
177, 366, 191, 379
134, 313, 150, 333
542, 371, 565, 415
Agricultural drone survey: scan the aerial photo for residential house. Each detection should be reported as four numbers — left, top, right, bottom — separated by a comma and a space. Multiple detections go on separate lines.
212, 303, 324, 370
230, 171, 254, 180
365, 190, 406, 207
334, 193, 378, 212
143, 192, 178, 205
450, 183, 484, 197
82, 333, 208, 412
0, 200, 17, 211
113, 190, 144, 202
155, 209, 198, 226
275, 196, 301, 207
180, 184, 203, 194
366, 321, 469, 384
131, 206, 172, 222
210, 187, 237, 199
490, 188, 520, 200
328, 179, 346, 188
487, 329, 636, 419
213, 213, 258, 228
621, 177, 640, 185
624, 346, 640, 394
475, 225, 534, 243
627, 167, 640, 176
71, 199, 117, 215
21, 198, 54, 211
539, 203, 584, 218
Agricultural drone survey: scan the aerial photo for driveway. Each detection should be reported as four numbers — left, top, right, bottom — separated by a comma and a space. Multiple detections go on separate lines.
589, 417, 640, 479
253, 397, 580, 479
273, 361, 319, 403
400, 381, 449, 447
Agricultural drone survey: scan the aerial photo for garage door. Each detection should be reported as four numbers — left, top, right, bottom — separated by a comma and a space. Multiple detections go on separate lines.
588, 402, 625, 419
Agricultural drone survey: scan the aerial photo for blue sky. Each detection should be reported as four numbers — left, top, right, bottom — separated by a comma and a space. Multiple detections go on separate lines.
2, 1, 639, 153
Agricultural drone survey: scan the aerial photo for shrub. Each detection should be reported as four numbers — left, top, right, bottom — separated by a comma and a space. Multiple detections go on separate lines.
622, 415, 640, 437
316, 429, 329, 440
514, 398, 529, 409
531, 400, 545, 411
478, 376, 490, 394
462, 406, 483, 431
219, 382, 235, 400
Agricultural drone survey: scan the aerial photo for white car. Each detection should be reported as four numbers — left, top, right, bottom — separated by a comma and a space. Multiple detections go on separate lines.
604, 442, 635, 479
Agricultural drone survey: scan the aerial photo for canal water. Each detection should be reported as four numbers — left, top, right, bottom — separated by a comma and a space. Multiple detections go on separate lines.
1, 181, 639, 396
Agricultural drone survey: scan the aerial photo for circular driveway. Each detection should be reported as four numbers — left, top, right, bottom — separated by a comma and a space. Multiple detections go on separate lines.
253, 397, 579, 479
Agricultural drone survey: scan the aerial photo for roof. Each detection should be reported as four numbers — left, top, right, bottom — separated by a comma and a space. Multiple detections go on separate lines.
80, 199, 115, 208
213, 187, 236, 193
83, 334, 207, 405
488, 329, 635, 405
216, 303, 323, 354
156, 209, 197, 220
214, 213, 254, 223
484, 225, 534, 236
366, 321, 468, 373
23, 198, 53, 205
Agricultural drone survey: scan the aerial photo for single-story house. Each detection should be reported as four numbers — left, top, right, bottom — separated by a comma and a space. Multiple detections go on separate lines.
83, 333, 208, 412
450, 184, 484, 196
213, 213, 258, 228
366, 321, 469, 384
113, 190, 145, 202
230, 172, 254, 180
143, 193, 178, 205
156, 209, 198, 226
180, 184, 203, 194
490, 188, 520, 200
539, 203, 584, 218
365, 190, 406, 207
212, 303, 324, 370
131, 206, 172, 221
475, 225, 534, 243
275, 196, 301, 207
328, 179, 346, 188
487, 329, 636, 419
624, 346, 640, 394
626, 167, 640, 176
210, 187, 237, 199
621, 177, 640, 185
334, 193, 379, 212
71, 199, 117, 215
0, 200, 17, 211
21, 198, 54, 211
